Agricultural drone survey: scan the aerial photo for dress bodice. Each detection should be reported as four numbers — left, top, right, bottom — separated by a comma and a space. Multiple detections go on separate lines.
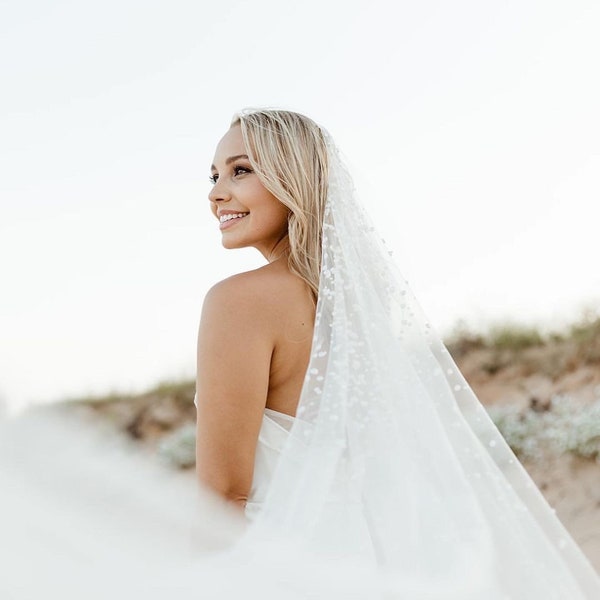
246, 408, 295, 519
193, 394, 294, 519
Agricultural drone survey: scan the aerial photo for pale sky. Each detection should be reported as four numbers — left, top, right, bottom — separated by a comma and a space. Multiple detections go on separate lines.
1, 0, 599, 415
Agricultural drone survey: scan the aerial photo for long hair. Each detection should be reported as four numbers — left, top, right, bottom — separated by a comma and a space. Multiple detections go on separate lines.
231, 109, 329, 302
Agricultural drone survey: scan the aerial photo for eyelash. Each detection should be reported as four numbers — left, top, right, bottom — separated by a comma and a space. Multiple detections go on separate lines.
209, 165, 252, 184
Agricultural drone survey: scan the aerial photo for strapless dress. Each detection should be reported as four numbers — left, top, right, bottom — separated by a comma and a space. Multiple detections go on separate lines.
193, 394, 294, 519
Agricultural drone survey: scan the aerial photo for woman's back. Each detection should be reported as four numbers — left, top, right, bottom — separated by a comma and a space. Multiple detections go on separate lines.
258, 258, 315, 418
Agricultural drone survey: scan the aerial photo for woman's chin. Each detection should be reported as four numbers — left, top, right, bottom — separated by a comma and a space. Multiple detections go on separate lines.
221, 236, 245, 250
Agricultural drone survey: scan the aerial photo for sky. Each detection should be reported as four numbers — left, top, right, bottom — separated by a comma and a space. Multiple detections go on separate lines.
1, 0, 599, 415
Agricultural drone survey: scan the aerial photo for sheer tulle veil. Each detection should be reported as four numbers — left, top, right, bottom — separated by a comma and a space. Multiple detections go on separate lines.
229, 125, 600, 599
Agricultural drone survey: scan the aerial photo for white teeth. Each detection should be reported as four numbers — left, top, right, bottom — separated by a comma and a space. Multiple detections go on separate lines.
220, 213, 248, 223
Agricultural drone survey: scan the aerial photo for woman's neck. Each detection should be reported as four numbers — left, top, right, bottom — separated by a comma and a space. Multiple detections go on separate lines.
263, 237, 290, 264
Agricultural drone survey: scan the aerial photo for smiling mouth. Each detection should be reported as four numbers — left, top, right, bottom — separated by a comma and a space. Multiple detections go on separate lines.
219, 212, 249, 230
219, 212, 249, 223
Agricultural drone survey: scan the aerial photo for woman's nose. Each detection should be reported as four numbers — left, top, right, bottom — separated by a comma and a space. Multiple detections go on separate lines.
208, 179, 231, 204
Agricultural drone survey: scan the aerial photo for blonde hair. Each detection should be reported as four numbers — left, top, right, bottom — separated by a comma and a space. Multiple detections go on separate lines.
231, 109, 329, 302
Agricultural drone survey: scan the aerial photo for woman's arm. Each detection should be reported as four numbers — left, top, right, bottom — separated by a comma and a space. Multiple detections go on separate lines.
195, 273, 276, 510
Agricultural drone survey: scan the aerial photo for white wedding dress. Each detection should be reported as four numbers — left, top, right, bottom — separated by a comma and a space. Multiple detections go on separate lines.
245, 407, 295, 519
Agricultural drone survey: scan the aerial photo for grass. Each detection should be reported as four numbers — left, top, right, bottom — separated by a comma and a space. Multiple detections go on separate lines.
485, 324, 545, 351
445, 311, 600, 378
446, 310, 600, 352
151, 379, 196, 399
62, 377, 196, 407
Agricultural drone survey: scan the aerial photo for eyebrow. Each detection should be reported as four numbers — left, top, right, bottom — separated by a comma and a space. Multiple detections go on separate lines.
210, 154, 249, 171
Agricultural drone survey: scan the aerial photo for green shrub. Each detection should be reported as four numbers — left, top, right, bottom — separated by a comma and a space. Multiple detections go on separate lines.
488, 395, 600, 462
485, 324, 545, 352
158, 423, 196, 469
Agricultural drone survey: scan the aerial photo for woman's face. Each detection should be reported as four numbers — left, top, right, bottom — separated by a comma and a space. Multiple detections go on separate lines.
208, 124, 289, 258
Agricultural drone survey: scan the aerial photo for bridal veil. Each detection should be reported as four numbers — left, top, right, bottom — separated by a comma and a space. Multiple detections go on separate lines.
228, 125, 600, 599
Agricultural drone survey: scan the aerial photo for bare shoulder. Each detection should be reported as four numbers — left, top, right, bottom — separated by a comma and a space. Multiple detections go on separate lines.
203, 269, 269, 314
202, 261, 309, 324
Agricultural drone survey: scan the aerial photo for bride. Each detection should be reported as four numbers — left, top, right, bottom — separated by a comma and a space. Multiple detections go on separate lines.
195, 108, 600, 598
195, 111, 322, 518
